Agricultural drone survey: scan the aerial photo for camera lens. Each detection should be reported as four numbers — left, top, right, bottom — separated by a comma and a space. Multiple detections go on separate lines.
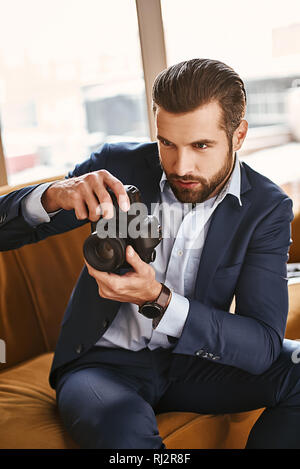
96, 241, 114, 261
83, 234, 126, 272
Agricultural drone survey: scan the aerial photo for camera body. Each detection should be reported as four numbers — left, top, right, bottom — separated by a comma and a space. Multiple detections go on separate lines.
83, 185, 162, 272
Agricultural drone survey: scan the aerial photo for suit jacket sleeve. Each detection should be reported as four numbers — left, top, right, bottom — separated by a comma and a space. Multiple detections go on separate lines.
0, 144, 110, 251
171, 196, 294, 375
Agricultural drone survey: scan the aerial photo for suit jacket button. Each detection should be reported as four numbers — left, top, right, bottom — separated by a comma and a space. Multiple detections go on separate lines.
102, 319, 110, 329
76, 344, 84, 354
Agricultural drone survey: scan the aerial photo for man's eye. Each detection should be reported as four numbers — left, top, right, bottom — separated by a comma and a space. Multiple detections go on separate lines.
194, 143, 207, 149
161, 139, 172, 147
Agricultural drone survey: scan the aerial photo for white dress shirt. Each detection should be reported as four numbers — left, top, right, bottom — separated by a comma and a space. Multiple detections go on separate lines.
21, 153, 242, 351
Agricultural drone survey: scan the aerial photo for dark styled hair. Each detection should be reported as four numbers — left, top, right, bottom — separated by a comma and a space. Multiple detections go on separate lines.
152, 58, 247, 142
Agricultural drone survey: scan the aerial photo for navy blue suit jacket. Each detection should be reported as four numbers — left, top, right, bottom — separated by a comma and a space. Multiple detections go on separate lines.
0, 142, 294, 388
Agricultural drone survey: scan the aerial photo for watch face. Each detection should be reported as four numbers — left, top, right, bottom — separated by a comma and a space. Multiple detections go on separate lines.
140, 304, 162, 319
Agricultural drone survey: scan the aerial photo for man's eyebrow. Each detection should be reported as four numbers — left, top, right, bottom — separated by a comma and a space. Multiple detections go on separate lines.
157, 135, 217, 145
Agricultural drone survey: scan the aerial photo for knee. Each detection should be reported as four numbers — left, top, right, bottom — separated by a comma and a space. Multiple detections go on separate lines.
94, 398, 160, 449
58, 386, 161, 449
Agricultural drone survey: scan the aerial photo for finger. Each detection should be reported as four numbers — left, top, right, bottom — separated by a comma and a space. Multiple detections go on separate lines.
74, 197, 89, 220
125, 245, 146, 274
81, 172, 114, 219
66, 175, 108, 220
84, 259, 118, 282
93, 187, 115, 219
84, 259, 96, 275
79, 188, 104, 222
100, 171, 130, 212
85, 170, 130, 220
84, 258, 102, 275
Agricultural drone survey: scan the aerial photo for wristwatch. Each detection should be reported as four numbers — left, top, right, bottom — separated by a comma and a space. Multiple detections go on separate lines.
138, 283, 172, 321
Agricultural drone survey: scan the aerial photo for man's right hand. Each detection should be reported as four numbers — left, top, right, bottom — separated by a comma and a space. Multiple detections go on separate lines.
41, 170, 130, 221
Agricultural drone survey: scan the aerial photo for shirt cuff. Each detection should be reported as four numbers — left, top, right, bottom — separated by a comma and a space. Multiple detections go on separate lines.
21, 182, 62, 227
154, 291, 190, 338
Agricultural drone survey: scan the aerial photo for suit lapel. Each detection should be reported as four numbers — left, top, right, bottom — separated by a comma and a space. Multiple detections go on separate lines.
135, 145, 162, 212
194, 161, 252, 301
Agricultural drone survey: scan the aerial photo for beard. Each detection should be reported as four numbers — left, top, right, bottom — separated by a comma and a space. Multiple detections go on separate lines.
160, 150, 234, 204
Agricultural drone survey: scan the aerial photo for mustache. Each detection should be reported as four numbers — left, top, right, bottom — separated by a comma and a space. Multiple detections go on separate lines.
169, 175, 206, 184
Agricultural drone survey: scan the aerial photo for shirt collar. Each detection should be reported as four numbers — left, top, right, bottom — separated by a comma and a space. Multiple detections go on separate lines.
159, 152, 242, 207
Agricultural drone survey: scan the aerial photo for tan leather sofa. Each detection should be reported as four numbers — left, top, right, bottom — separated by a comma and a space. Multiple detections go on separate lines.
1, 184, 300, 449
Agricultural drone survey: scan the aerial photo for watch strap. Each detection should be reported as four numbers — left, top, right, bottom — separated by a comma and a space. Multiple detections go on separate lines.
152, 284, 172, 329
154, 283, 171, 310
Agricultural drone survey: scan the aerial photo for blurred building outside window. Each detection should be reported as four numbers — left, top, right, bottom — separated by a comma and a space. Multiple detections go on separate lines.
161, 0, 300, 190
0, 0, 149, 186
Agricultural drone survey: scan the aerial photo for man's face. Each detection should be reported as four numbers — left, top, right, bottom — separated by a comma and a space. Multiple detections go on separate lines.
155, 101, 236, 204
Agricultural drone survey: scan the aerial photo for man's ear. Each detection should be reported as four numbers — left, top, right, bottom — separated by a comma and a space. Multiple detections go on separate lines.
232, 119, 248, 152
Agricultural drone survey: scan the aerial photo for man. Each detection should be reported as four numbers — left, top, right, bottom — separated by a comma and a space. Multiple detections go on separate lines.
0, 58, 299, 449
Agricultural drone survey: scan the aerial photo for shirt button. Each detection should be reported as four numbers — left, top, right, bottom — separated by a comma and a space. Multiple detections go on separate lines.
177, 249, 183, 256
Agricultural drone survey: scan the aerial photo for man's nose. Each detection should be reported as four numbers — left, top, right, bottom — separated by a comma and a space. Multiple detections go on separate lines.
172, 148, 195, 176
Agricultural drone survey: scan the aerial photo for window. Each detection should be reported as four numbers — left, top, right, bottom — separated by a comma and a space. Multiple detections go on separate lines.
161, 0, 300, 155
0, 0, 149, 185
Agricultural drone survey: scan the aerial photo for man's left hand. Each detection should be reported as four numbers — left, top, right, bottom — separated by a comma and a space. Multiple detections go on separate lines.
84, 245, 162, 307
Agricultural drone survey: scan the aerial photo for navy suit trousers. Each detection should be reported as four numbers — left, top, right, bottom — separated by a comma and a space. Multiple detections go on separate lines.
56, 339, 300, 449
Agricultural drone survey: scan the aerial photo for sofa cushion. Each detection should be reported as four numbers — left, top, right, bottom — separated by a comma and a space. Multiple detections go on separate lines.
157, 409, 263, 449
0, 352, 263, 449
0, 353, 77, 449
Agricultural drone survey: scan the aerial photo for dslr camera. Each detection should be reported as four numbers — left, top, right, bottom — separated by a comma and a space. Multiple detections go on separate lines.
83, 184, 162, 272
